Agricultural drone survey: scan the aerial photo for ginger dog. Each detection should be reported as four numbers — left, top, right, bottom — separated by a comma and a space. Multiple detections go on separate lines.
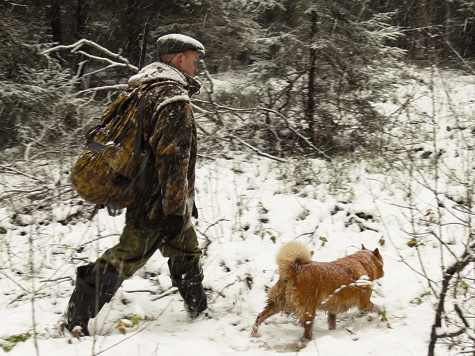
252, 242, 384, 340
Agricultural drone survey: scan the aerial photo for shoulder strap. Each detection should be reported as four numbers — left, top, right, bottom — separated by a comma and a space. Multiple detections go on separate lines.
134, 97, 146, 160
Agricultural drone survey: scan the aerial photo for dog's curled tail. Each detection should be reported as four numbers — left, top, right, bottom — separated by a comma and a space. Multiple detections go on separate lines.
276, 242, 312, 280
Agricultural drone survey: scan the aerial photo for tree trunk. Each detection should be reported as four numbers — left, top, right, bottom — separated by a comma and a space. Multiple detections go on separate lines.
49, 0, 62, 44
305, 10, 317, 143
75, 0, 90, 89
125, 0, 142, 68
76, 0, 88, 40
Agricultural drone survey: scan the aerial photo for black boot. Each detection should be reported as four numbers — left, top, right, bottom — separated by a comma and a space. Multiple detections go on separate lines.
169, 260, 207, 318
65, 265, 123, 336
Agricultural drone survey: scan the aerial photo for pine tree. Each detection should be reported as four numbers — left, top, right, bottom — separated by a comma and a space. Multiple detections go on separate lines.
244, 0, 405, 154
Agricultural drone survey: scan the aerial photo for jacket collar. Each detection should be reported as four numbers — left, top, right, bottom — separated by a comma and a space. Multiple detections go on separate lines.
128, 62, 201, 96
183, 72, 201, 97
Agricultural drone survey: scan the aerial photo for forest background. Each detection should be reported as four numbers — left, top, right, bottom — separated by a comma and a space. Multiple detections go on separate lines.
2, 0, 474, 155
0, 1, 474, 355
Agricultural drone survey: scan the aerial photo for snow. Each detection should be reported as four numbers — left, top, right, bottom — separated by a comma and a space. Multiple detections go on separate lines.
154, 94, 191, 114
157, 34, 206, 55
1, 67, 474, 355
128, 62, 189, 88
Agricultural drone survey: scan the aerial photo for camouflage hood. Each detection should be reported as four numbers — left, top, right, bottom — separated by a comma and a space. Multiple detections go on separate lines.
128, 62, 201, 96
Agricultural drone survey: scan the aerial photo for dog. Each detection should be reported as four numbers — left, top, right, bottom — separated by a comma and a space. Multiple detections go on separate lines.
251, 242, 384, 340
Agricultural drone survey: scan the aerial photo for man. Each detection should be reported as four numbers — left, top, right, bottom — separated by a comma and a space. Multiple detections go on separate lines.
65, 34, 207, 337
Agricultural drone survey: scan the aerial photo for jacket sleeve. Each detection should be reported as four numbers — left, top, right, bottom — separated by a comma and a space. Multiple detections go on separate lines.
148, 96, 193, 217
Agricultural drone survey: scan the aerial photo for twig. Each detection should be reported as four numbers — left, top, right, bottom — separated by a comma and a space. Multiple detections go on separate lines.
0, 165, 48, 184
366, 183, 438, 289
93, 299, 174, 356
443, 38, 475, 75
125, 289, 159, 294
29, 227, 40, 356
150, 288, 178, 301
39, 276, 73, 284
79, 233, 121, 247
202, 218, 230, 235
454, 304, 470, 329
78, 84, 128, 95
0, 269, 30, 294
228, 134, 287, 163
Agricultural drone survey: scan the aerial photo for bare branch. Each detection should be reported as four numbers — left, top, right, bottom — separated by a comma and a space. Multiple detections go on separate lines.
0, 165, 48, 184
443, 38, 475, 75
78, 84, 128, 95
228, 134, 287, 163
42, 39, 138, 72
428, 243, 474, 356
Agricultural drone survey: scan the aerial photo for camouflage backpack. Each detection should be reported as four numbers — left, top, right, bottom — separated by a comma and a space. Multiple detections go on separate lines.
71, 82, 160, 217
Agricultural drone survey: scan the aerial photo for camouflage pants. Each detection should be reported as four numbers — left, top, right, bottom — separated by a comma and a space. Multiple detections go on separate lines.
95, 225, 202, 279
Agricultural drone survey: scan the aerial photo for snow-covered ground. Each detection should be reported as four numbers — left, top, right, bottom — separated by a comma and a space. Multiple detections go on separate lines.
0, 67, 473, 355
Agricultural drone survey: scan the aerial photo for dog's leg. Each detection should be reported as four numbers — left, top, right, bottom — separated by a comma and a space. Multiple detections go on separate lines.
328, 313, 336, 330
359, 293, 386, 322
302, 315, 315, 340
251, 301, 281, 337
358, 291, 382, 314
367, 302, 385, 320
370, 303, 382, 314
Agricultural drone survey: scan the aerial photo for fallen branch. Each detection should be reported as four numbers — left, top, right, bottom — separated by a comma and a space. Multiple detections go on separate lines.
228, 134, 287, 163
0, 165, 48, 184
150, 288, 178, 301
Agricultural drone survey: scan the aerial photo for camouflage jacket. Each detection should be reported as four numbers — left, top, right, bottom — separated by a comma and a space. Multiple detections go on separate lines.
124, 62, 200, 230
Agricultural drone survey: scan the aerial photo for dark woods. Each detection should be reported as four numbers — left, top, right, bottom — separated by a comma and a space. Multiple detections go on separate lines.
1, 0, 473, 155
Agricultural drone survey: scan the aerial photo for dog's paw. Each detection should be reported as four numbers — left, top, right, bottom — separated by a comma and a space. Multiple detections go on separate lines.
251, 325, 260, 337
297, 338, 310, 348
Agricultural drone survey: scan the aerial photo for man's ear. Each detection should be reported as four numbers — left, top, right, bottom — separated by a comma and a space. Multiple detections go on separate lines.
177, 52, 183, 62
171, 53, 183, 69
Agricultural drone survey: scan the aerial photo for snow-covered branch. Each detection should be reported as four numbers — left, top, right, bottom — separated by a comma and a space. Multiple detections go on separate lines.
78, 84, 128, 95
42, 39, 138, 73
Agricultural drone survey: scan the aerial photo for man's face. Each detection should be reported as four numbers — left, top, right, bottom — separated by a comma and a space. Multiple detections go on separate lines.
178, 51, 199, 77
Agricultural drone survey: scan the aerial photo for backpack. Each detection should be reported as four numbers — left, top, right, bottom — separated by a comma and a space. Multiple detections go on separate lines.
71, 82, 160, 218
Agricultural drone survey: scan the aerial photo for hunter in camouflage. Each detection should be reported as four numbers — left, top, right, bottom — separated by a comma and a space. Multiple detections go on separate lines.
64, 34, 207, 337
96, 60, 202, 274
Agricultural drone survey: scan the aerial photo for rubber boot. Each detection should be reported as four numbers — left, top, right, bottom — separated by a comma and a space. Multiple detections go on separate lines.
65, 265, 123, 336
169, 260, 207, 318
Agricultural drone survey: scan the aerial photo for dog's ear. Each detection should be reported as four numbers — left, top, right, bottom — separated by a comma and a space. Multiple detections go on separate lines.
361, 244, 367, 250
373, 248, 380, 256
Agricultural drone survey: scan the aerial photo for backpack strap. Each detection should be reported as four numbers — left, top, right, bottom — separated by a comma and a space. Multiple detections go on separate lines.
134, 96, 146, 160
89, 204, 102, 220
